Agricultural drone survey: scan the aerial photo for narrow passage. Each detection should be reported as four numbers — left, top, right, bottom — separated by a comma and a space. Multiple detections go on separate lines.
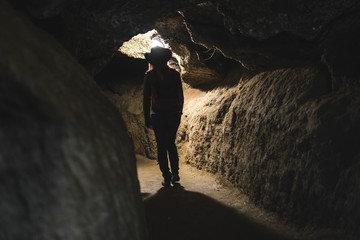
137, 155, 296, 240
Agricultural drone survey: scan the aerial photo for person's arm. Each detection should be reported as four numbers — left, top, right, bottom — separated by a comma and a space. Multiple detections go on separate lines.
143, 73, 151, 128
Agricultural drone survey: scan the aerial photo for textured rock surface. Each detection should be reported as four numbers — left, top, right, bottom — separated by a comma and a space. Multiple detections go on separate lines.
180, 65, 360, 237
95, 52, 157, 159
180, 2, 320, 71
98, 54, 360, 239
155, 14, 231, 87
0, 2, 146, 240
12, 0, 204, 74
96, 49, 360, 240
7, 0, 360, 238
13, 0, 360, 74
320, 13, 360, 88
215, 0, 360, 41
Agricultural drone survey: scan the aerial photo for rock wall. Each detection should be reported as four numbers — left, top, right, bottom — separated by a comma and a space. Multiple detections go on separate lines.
97, 50, 360, 238
19, 0, 360, 238
13, 0, 360, 75
12, 0, 204, 74
181, 65, 360, 237
0, 2, 146, 240
95, 53, 157, 159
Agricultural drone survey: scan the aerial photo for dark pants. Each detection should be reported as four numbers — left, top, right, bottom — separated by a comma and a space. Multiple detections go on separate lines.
151, 112, 181, 181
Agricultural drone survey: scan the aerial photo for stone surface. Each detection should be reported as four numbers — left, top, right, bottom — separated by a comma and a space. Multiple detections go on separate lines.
98, 54, 360, 239
181, 2, 321, 71
137, 155, 299, 240
12, 0, 204, 74
155, 14, 235, 87
95, 52, 157, 159
97, 50, 360, 239
96, 52, 360, 238
215, 0, 360, 41
13, 0, 360, 74
11, 0, 67, 18
6, 0, 360, 238
320, 13, 360, 88
119, 29, 159, 59
180, 65, 360, 238
0, 2, 146, 239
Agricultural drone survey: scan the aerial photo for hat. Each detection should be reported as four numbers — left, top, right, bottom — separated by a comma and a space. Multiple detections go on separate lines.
144, 47, 172, 67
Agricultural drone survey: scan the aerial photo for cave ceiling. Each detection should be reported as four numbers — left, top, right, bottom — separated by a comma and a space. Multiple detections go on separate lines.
12, 0, 360, 85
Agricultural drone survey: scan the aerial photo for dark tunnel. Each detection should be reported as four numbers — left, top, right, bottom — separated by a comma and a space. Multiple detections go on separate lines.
1, 0, 360, 239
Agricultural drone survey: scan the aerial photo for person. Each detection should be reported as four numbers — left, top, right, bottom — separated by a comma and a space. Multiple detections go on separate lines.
143, 46, 184, 187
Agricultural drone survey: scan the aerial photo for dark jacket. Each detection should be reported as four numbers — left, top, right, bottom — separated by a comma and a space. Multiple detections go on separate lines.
143, 67, 184, 127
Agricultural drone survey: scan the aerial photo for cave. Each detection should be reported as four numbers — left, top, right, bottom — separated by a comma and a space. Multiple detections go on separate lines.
1, 0, 360, 239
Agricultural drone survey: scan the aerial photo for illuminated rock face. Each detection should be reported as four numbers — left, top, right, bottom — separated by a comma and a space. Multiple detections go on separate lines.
0, 2, 146, 240
98, 54, 360, 238
181, 66, 360, 236
155, 15, 229, 87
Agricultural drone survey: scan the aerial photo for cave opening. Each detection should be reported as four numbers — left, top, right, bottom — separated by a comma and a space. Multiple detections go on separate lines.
94, 24, 243, 162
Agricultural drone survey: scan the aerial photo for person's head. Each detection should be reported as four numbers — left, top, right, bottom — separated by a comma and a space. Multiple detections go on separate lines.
145, 47, 172, 70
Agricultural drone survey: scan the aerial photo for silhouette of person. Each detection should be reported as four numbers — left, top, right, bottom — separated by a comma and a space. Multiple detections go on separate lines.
143, 47, 184, 187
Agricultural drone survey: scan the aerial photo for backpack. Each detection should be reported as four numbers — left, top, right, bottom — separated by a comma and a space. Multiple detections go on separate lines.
150, 69, 182, 113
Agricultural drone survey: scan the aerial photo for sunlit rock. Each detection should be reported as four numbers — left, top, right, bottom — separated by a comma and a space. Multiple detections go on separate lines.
155, 15, 226, 87
119, 29, 166, 59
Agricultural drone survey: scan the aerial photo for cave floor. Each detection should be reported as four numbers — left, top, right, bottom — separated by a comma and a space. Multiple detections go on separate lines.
136, 155, 299, 240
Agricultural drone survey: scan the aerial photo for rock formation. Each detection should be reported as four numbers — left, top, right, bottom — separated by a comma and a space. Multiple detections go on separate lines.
0, 1, 146, 239
181, 65, 360, 236
4, 0, 360, 239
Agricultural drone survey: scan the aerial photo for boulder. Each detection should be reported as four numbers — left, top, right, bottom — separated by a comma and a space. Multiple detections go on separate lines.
0, 2, 147, 239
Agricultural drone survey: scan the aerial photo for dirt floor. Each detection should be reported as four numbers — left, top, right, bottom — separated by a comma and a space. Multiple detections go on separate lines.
136, 155, 300, 240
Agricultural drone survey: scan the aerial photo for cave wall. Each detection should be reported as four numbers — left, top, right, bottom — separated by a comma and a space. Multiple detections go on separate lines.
11, 0, 205, 75
95, 53, 157, 159
181, 65, 360, 236
13, 0, 360, 76
7, 0, 360, 238
98, 54, 360, 238
93, 2, 360, 237
0, 2, 146, 239
175, 2, 360, 237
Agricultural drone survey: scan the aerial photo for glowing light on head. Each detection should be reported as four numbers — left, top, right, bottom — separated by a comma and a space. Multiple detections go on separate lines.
151, 37, 165, 48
